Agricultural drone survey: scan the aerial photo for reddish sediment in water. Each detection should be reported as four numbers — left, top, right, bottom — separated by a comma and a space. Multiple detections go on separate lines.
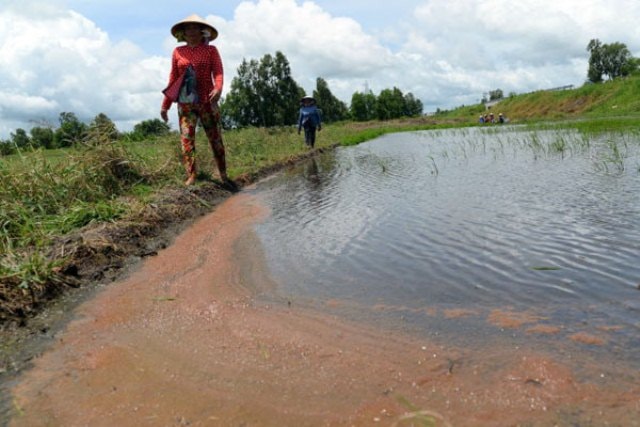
9, 193, 640, 426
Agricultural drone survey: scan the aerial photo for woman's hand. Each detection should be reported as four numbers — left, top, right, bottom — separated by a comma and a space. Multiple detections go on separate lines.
160, 110, 169, 123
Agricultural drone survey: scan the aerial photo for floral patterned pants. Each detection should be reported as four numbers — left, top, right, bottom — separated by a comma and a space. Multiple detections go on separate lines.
177, 102, 226, 178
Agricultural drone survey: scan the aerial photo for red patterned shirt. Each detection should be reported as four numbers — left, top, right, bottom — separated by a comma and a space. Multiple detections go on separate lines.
161, 44, 224, 111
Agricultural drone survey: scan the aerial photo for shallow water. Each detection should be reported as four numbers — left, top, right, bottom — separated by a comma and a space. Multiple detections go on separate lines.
254, 127, 640, 366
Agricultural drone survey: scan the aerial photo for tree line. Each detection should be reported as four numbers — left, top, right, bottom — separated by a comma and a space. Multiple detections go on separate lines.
220, 50, 422, 127
0, 112, 171, 155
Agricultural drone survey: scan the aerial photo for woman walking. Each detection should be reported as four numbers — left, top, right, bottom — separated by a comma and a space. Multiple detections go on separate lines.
297, 96, 322, 148
161, 14, 234, 188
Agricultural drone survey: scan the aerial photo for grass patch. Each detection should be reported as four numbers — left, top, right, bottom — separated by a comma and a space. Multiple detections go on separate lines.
440, 74, 640, 127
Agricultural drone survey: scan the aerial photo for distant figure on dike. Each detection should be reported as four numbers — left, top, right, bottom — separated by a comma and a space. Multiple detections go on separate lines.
297, 96, 322, 148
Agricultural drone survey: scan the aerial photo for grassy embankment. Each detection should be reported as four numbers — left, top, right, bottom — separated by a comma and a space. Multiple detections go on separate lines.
1, 75, 639, 321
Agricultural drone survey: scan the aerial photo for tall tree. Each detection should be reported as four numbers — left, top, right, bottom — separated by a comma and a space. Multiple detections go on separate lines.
222, 58, 259, 127
350, 91, 377, 121
376, 87, 405, 120
312, 77, 348, 123
54, 112, 86, 147
222, 51, 304, 127
87, 113, 119, 143
587, 39, 636, 83
0, 139, 15, 156
30, 126, 55, 149
132, 119, 171, 138
489, 89, 504, 101
10, 129, 31, 149
403, 92, 423, 117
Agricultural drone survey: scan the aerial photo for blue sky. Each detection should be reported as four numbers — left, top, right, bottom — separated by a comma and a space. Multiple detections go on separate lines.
1, 0, 639, 138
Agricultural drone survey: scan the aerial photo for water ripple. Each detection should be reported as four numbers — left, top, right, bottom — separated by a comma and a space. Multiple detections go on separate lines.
256, 128, 640, 332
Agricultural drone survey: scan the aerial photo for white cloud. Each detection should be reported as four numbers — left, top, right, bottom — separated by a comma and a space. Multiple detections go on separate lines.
399, 0, 640, 107
208, 0, 395, 95
1, 0, 640, 138
0, 2, 169, 138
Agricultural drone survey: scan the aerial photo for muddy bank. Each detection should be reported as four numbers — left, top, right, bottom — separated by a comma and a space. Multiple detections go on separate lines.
0, 184, 231, 378
5, 191, 639, 426
0, 148, 331, 379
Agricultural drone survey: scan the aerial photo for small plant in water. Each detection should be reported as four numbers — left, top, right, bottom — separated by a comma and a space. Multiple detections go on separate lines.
427, 155, 439, 176
550, 136, 567, 157
606, 138, 626, 172
593, 137, 628, 173
531, 266, 561, 271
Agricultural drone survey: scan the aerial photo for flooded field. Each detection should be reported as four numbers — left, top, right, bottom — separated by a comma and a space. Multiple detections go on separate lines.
7, 126, 639, 426
254, 126, 640, 369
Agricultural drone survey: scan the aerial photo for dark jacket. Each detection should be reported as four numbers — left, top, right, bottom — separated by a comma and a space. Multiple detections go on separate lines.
298, 105, 322, 131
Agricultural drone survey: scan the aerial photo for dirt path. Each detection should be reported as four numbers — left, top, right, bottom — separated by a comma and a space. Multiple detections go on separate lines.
7, 192, 639, 426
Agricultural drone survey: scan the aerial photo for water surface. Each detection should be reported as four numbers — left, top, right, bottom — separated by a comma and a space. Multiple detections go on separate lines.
253, 127, 640, 365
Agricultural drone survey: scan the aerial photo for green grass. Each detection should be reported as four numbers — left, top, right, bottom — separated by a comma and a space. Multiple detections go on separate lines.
441, 74, 640, 125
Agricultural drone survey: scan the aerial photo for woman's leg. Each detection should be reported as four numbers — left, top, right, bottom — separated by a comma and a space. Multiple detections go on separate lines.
309, 126, 316, 147
304, 126, 316, 147
178, 103, 199, 185
200, 102, 228, 180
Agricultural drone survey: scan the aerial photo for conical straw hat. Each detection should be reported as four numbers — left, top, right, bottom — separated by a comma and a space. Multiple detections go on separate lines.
171, 14, 218, 42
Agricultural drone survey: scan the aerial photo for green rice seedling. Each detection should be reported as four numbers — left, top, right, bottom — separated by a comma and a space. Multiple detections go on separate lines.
491, 138, 506, 159
531, 266, 561, 271
576, 132, 592, 151
605, 138, 626, 173
527, 132, 544, 154
427, 155, 439, 176
550, 135, 568, 157
374, 156, 390, 173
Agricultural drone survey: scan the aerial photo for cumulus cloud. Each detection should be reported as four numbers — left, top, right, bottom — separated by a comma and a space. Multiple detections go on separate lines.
0, 1, 168, 137
404, 0, 640, 105
1, 0, 639, 138
208, 0, 395, 95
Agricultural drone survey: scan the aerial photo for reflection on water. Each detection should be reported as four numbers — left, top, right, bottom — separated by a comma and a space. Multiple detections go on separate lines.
254, 127, 640, 364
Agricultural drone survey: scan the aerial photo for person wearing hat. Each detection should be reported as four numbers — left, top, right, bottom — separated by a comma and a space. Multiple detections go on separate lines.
161, 14, 234, 188
297, 96, 322, 148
